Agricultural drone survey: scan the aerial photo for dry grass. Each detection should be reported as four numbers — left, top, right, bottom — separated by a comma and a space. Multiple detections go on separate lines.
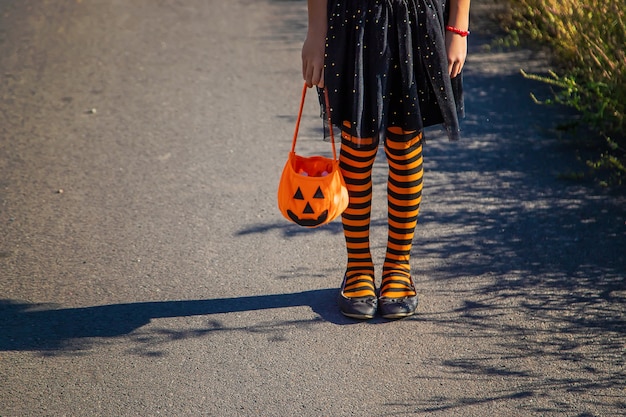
502, 0, 625, 184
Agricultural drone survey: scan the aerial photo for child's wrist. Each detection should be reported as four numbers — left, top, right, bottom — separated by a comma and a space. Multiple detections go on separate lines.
445, 25, 470, 37
307, 24, 327, 39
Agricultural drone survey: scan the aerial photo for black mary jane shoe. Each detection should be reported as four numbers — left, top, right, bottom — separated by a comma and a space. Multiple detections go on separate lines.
378, 278, 418, 319
337, 275, 378, 320
378, 294, 418, 319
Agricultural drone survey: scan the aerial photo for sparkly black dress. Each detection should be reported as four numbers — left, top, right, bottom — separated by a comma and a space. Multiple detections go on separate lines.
323, 0, 464, 143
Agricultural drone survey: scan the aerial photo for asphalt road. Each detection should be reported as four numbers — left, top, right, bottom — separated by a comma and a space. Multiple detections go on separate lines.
1, 0, 624, 416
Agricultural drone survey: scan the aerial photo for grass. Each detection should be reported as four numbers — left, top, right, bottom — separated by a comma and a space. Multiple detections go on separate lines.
500, 0, 626, 186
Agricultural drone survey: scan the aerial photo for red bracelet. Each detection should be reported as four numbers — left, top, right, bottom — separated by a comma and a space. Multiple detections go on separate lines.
446, 25, 470, 37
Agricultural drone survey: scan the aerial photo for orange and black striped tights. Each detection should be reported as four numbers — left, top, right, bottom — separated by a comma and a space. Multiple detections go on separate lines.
339, 126, 423, 299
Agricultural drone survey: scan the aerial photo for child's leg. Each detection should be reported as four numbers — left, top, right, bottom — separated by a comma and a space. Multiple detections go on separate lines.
381, 127, 423, 299
339, 132, 378, 299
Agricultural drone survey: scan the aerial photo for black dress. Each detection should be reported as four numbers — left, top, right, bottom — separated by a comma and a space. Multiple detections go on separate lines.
323, 0, 464, 144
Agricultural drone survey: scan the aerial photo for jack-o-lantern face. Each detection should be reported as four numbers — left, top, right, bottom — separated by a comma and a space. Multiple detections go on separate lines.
286, 185, 329, 227
278, 153, 348, 228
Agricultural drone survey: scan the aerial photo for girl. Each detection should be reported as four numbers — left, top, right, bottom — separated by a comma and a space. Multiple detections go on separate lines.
302, 0, 470, 319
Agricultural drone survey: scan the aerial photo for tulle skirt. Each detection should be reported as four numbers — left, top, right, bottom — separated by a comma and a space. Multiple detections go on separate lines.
323, 0, 464, 144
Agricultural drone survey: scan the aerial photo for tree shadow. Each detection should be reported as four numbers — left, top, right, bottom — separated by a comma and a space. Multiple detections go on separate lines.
394, 46, 626, 415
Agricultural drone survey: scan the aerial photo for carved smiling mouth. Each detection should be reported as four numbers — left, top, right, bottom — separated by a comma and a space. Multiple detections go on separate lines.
287, 210, 329, 227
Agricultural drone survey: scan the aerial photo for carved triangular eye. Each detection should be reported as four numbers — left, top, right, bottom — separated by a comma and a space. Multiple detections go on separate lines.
313, 186, 324, 199
303, 202, 314, 214
294, 187, 304, 200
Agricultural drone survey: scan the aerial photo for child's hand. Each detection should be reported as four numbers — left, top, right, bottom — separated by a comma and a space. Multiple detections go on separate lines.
445, 32, 468, 78
302, 32, 325, 88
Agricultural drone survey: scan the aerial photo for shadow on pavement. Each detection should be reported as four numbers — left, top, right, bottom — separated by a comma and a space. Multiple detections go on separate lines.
0, 288, 365, 354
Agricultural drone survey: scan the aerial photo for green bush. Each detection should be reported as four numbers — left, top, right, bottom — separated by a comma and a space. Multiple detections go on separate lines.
502, 0, 626, 185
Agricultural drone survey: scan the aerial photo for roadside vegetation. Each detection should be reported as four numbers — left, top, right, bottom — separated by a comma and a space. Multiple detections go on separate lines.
500, 0, 625, 186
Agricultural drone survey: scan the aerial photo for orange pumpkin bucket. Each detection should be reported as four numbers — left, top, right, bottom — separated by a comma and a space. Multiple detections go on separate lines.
277, 84, 349, 228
